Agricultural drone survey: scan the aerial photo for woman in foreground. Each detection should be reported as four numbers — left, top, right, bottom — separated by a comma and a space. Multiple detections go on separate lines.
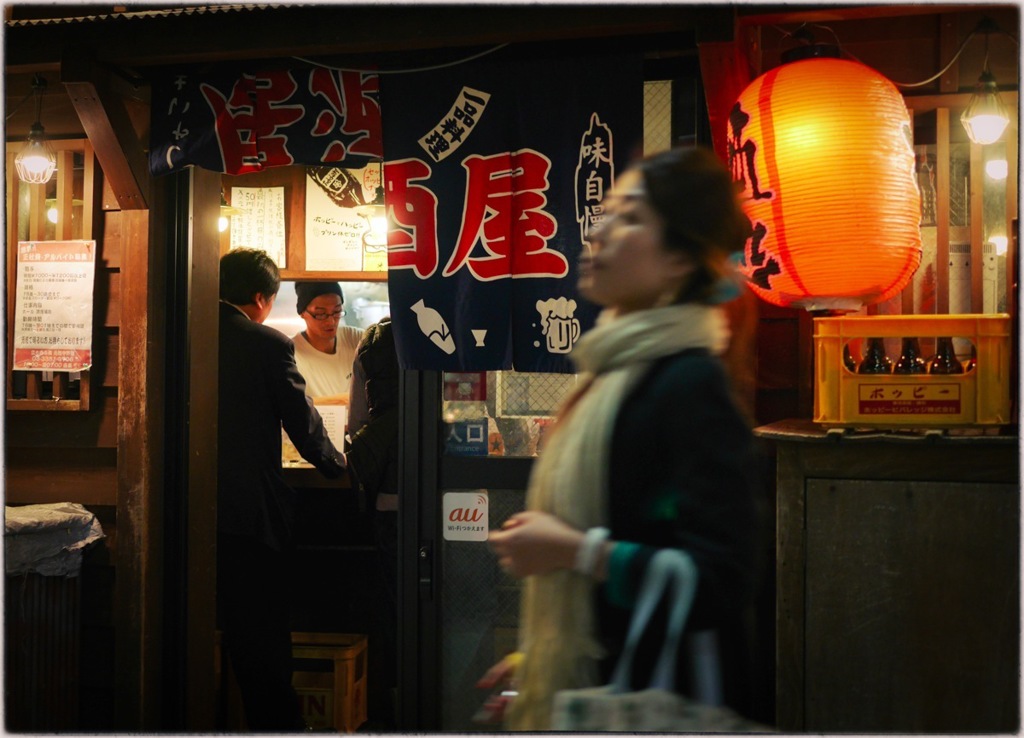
486, 146, 764, 730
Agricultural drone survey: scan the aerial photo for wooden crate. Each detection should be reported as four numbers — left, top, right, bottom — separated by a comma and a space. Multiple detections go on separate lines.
215, 631, 367, 733
292, 632, 368, 733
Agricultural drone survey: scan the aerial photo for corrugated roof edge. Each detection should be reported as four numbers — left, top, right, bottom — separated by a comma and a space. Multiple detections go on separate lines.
5, 4, 288, 27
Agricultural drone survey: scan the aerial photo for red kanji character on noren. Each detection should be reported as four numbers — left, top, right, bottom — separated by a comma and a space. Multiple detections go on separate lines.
387, 158, 440, 279
201, 71, 304, 174
445, 150, 564, 281
308, 69, 382, 161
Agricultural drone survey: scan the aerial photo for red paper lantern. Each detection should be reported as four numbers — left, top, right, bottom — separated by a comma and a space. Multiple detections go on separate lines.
728, 55, 922, 311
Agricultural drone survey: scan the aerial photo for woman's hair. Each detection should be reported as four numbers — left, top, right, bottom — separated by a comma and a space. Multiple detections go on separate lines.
219, 247, 281, 305
636, 146, 750, 304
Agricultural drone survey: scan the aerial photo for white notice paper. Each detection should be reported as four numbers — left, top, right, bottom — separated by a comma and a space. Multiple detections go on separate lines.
13, 240, 96, 371
281, 404, 348, 467
229, 187, 287, 268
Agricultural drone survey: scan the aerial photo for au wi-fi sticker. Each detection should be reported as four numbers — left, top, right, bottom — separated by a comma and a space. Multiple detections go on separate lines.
442, 491, 489, 541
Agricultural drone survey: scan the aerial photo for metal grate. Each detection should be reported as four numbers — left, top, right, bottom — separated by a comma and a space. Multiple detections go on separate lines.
949, 147, 970, 227
440, 488, 526, 731
496, 371, 576, 417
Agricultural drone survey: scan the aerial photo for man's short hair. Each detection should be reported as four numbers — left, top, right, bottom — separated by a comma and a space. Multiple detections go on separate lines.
220, 248, 281, 305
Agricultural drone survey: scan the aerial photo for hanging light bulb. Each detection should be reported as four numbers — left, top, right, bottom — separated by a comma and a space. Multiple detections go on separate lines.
961, 26, 1010, 145
15, 75, 57, 185
961, 70, 1010, 144
355, 162, 387, 250
219, 190, 245, 232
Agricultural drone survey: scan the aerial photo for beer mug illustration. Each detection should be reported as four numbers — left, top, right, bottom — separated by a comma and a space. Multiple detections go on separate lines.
536, 297, 580, 354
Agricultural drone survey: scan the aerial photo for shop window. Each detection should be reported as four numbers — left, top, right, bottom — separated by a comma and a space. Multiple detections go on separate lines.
6, 139, 96, 411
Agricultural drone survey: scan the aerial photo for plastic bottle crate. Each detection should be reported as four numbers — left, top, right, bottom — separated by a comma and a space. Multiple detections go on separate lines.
814, 314, 1012, 428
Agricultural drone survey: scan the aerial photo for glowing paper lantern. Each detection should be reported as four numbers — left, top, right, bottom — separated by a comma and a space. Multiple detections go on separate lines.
728, 55, 922, 311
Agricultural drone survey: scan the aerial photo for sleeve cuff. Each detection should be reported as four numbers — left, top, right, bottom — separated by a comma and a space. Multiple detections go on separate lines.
605, 541, 642, 609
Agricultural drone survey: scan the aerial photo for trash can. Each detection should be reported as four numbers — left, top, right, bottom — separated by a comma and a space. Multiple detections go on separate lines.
5, 502, 105, 731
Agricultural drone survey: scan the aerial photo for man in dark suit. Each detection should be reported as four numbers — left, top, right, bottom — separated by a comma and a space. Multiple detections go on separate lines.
217, 247, 347, 731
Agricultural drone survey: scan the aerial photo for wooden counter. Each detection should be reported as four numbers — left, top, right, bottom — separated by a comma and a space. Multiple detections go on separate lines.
283, 464, 352, 489
756, 419, 1019, 733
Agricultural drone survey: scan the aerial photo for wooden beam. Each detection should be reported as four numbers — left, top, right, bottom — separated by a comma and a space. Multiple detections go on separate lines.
936, 108, 951, 314
185, 166, 220, 731
738, 4, 996, 27
8, 5, 718, 68
115, 207, 163, 730
969, 141, 984, 313
60, 50, 147, 210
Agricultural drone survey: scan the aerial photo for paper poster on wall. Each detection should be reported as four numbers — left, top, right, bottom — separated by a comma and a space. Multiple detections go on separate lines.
282, 404, 348, 467
305, 165, 386, 272
442, 491, 489, 542
229, 186, 287, 268
12, 240, 96, 372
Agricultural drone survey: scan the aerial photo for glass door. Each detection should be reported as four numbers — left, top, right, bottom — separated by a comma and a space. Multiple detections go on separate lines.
396, 369, 576, 731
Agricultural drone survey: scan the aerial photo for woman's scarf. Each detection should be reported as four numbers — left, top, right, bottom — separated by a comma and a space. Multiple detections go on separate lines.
505, 302, 729, 731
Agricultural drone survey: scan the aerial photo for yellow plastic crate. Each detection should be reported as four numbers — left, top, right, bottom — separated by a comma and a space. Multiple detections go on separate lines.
814, 314, 1012, 428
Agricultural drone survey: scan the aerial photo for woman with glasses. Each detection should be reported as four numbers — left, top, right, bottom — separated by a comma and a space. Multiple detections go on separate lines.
292, 281, 364, 403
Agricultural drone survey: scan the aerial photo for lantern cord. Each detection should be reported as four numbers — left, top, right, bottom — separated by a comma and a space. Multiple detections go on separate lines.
851, 30, 976, 88
779, 20, 1017, 89
292, 43, 510, 75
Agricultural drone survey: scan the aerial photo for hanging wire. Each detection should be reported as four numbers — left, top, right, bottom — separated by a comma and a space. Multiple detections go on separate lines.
292, 42, 510, 75
5, 74, 44, 122
774, 19, 1018, 89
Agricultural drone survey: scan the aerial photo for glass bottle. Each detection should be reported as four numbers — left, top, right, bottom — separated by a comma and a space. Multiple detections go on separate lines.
858, 337, 892, 374
893, 337, 927, 374
964, 344, 978, 372
928, 336, 963, 374
843, 343, 857, 372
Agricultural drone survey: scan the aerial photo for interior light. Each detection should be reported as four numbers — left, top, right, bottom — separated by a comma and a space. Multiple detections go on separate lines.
960, 26, 1010, 145
985, 159, 1009, 180
220, 189, 245, 232
14, 75, 57, 185
990, 235, 1009, 256
356, 161, 387, 251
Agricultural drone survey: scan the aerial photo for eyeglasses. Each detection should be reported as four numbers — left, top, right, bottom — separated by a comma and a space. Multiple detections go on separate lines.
305, 309, 345, 321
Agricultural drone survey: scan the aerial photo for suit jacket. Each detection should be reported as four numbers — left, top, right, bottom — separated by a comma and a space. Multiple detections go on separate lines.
218, 301, 346, 551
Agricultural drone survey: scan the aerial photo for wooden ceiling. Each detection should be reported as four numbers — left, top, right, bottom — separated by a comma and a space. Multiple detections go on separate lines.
4, 3, 1019, 141
4, 3, 730, 139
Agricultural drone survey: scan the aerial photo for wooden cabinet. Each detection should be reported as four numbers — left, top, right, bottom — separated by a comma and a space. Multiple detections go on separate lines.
757, 420, 1019, 732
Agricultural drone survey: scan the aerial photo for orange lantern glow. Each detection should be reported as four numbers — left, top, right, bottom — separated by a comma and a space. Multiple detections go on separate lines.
728, 53, 922, 312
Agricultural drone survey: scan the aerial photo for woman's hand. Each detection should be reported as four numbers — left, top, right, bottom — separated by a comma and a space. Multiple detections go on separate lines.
488, 510, 584, 578
473, 652, 523, 725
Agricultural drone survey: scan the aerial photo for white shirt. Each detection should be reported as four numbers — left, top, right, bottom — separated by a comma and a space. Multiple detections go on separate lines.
292, 326, 364, 399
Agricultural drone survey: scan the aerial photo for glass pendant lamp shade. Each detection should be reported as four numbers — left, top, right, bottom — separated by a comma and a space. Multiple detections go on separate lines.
15, 123, 57, 184
728, 56, 922, 311
960, 70, 1010, 145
